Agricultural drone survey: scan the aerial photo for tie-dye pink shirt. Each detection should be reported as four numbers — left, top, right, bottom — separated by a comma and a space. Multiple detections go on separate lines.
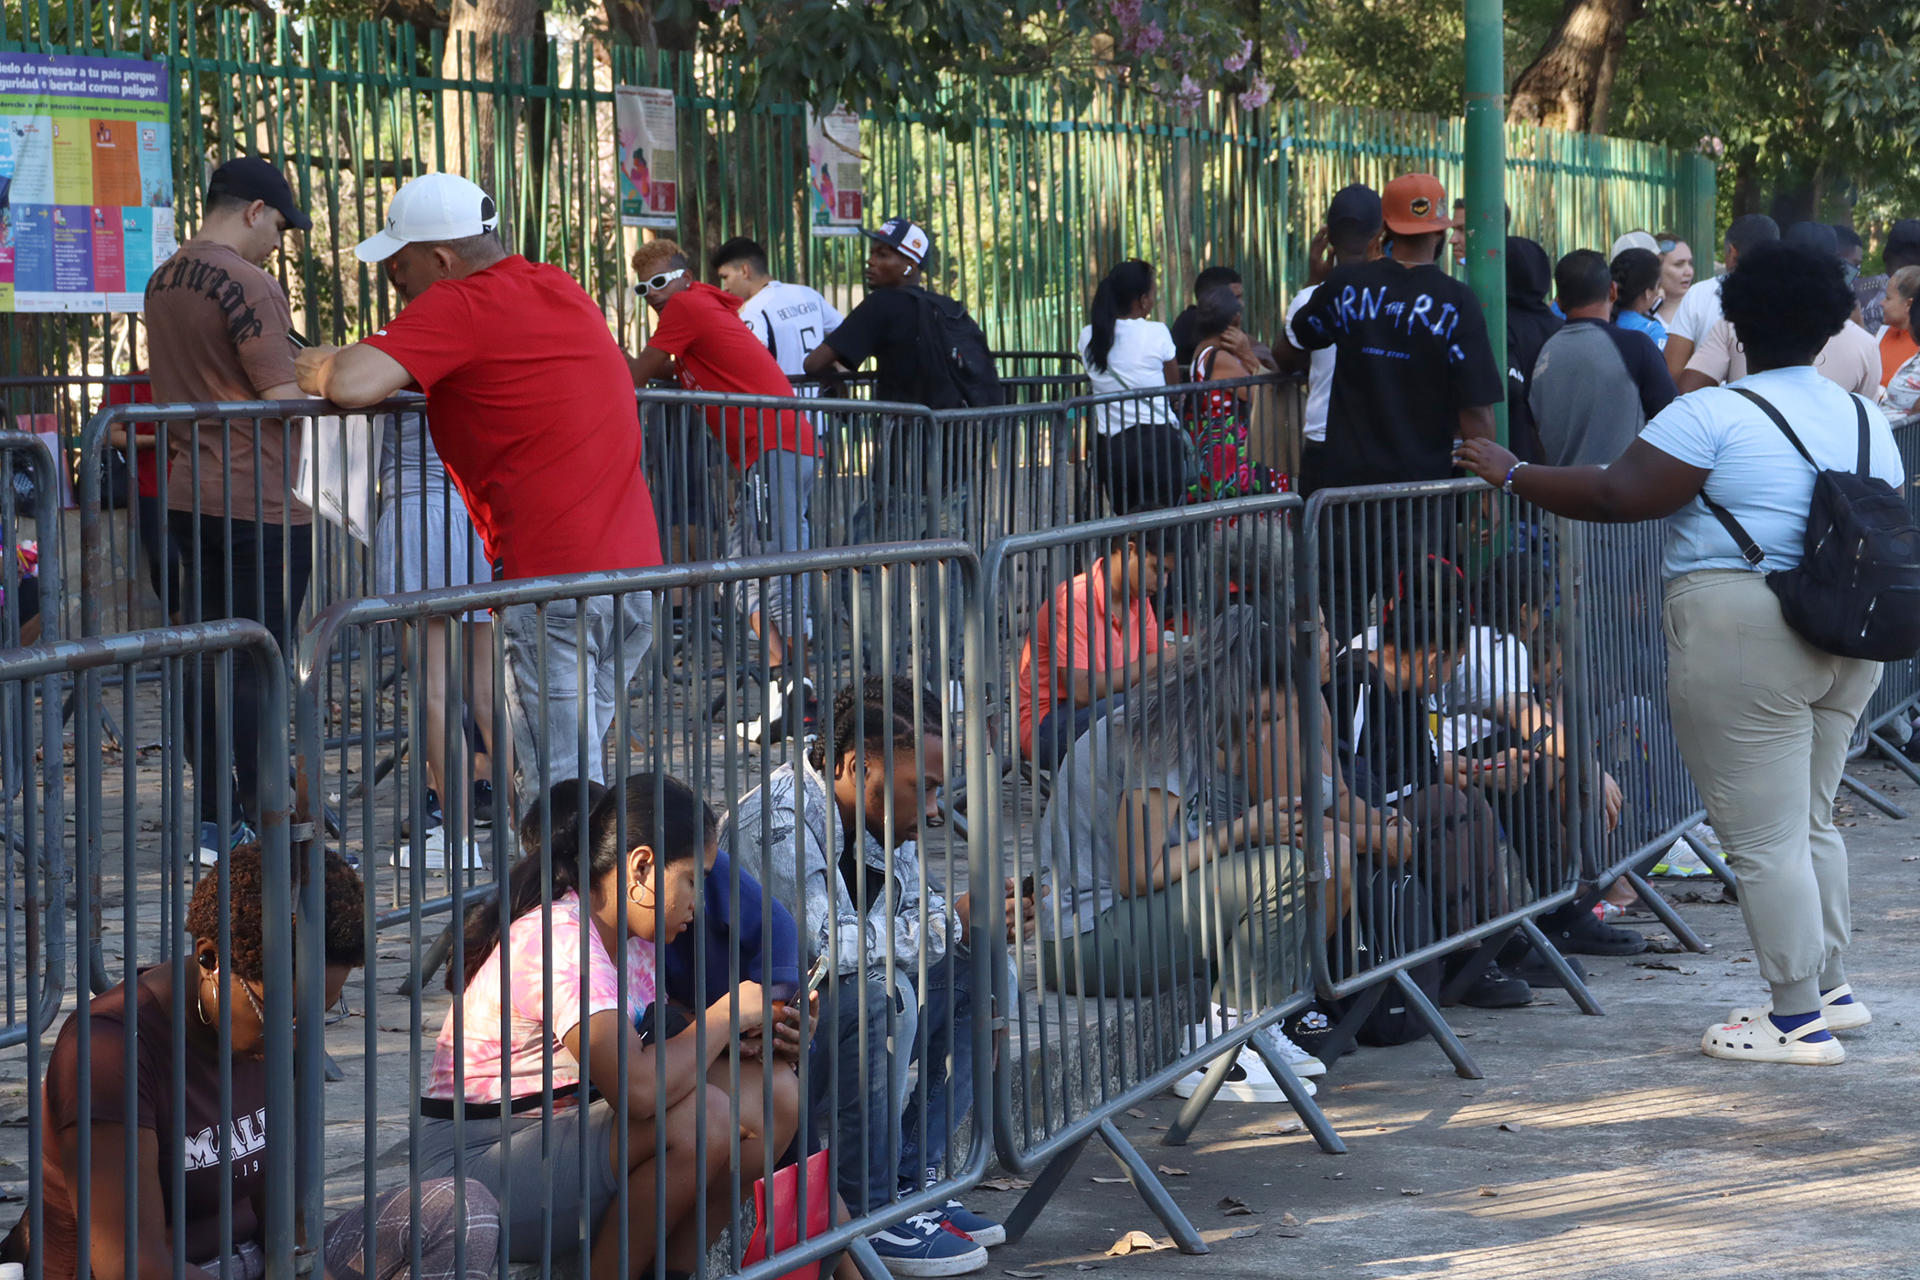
425, 891, 657, 1103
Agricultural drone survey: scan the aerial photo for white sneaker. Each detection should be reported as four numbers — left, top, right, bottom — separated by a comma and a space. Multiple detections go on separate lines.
1171, 1046, 1315, 1103
1701, 1013, 1844, 1065
393, 824, 486, 872
1729, 983, 1872, 1032
1261, 1026, 1327, 1079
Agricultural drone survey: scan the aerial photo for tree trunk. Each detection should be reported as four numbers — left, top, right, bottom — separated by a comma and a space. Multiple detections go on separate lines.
440, 0, 542, 243
1507, 0, 1642, 133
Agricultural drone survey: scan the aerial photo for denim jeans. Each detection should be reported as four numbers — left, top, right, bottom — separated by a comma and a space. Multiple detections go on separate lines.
808, 953, 977, 1213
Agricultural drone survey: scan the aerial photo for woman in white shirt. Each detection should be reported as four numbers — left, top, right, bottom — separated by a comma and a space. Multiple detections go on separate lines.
1077, 259, 1185, 514
1456, 241, 1902, 1067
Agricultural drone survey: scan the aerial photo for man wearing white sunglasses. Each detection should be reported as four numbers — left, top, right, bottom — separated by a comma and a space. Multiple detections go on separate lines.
295, 172, 663, 815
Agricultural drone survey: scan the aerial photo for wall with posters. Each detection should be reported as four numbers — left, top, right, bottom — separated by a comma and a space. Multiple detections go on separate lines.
0, 52, 176, 313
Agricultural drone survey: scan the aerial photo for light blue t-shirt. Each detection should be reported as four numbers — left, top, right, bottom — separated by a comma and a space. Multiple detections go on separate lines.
1615, 308, 1668, 351
1640, 365, 1905, 580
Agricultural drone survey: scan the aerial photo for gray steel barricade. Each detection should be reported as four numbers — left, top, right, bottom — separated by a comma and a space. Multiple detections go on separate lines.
1300, 480, 1599, 1081
290, 541, 996, 1280
0, 619, 300, 1280
983, 495, 1335, 1258
1568, 517, 1722, 950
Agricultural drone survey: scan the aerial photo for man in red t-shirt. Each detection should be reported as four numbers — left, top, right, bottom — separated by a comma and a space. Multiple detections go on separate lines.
1013, 536, 1173, 767
295, 173, 662, 813
628, 237, 818, 741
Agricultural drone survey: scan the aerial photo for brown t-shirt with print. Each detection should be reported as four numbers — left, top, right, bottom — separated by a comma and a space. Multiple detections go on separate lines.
145, 239, 310, 524
39, 967, 269, 1278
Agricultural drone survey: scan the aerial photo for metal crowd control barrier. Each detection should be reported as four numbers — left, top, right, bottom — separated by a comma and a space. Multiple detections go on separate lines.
0, 620, 300, 1280
290, 541, 996, 1280
983, 495, 1336, 1257
1299, 480, 1599, 1081
1569, 518, 1720, 951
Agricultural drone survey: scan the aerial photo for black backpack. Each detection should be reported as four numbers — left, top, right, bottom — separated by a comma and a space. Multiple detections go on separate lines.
1701, 388, 1920, 662
909, 290, 1004, 409
1333, 870, 1443, 1047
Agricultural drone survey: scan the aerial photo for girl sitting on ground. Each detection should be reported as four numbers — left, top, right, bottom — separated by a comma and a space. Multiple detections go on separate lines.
418, 774, 802, 1280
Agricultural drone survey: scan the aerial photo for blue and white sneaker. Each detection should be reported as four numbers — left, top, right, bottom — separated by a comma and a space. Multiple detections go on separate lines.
936, 1199, 1004, 1248
867, 1210, 989, 1277
194, 819, 257, 868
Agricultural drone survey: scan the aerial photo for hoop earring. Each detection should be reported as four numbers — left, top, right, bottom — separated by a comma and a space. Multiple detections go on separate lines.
197, 974, 213, 1026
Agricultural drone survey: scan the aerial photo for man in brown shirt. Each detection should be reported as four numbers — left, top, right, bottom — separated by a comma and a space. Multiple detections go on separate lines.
144, 157, 314, 864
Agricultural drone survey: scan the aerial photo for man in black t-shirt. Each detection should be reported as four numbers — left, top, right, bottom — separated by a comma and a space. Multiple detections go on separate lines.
804, 215, 950, 406
1287, 172, 1503, 489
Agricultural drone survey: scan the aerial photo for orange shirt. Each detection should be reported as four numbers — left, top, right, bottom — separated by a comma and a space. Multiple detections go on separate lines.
1879, 326, 1918, 389
1014, 561, 1160, 758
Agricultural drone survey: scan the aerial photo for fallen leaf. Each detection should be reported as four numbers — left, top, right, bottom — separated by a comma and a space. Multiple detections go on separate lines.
1126, 1108, 1148, 1119
1633, 960, 1685, 972
1264, 1119, 1304, 1136
1106, 1231, 1162, 1257
1478, 1187, 1499, 1198
1074, 1266, 1098, 1272
1400, 1188, 1423, 1197
1733, 956, 1752, 963
1226, 1225, 1262, 1240
977, 1178, 1033, 1192
1004, 1271, 1043, 1278
1091, 1176, 1129, 1185
1222, 1205, 1255, 1217
1156, 1165, 1188, 1177
1149, 1124, 1169, 1131
1280, 1212, 1301, 1227
1216, 1196, 1249, 1213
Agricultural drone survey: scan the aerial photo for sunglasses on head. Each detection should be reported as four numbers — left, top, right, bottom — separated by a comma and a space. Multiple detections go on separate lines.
634, 268, 685, 297
1657, 239, 1678, 253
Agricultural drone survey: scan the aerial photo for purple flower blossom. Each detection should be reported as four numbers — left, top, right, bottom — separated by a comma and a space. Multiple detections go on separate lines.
1223, 36, 1251, 72
1133, 20, 1165, 53
1284, 31, 1306, 59
1237, 74, 1272, 111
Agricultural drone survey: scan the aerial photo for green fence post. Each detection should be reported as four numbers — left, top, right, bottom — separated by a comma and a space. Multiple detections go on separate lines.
1684, 153, 1719, 272
1464, 0, 1507, 447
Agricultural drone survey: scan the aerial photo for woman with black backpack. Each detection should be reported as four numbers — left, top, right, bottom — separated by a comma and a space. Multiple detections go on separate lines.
1455, 241, 1913, 1066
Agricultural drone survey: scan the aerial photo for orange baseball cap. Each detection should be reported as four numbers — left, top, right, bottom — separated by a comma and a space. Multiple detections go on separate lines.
1382, 174, 1456, 237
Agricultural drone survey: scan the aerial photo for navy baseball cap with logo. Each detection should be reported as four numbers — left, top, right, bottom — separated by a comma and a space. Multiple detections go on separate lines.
206, 156, 312, 232
863, 216, 932, 265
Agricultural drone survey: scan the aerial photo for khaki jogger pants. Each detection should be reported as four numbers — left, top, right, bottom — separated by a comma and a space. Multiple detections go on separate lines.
1664, 570, 1881, 1015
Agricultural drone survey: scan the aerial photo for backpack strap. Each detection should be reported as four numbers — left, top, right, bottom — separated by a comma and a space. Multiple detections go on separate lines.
1852, 394, 1872, 477
1696, 387, 1810, 570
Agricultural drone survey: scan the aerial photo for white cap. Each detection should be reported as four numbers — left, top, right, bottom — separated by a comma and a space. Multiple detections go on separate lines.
354, 173, 500, 262
1610, 230, 1661, 261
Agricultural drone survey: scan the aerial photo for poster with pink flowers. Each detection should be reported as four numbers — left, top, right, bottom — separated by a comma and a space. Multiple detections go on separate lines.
806, 106, 863, 237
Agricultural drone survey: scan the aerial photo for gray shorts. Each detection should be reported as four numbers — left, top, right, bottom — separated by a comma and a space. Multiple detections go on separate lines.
416, 1099, 623, 1262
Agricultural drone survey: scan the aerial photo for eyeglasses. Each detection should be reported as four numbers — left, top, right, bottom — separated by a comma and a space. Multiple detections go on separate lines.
634, 268, 685, 297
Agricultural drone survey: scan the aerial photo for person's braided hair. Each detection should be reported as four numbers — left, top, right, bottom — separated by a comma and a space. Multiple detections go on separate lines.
183, 843, 366, 982
806, 675, 944, 774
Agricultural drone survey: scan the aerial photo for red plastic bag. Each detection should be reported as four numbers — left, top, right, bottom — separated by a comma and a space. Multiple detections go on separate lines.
740, 1149, 835, 1280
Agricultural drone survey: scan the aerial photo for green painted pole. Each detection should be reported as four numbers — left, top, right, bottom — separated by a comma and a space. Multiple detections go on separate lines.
1464, 0, 1508, 446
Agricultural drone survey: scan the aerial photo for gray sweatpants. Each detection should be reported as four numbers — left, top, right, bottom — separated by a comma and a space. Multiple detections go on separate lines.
1664, 571, 1880, 1015
500, 591, 655, 816
200, 1179, 500, 1280
728, 448, 817, 644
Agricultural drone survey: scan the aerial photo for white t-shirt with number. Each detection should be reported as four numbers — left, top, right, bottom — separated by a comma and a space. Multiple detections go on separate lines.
740, 280, 843, 386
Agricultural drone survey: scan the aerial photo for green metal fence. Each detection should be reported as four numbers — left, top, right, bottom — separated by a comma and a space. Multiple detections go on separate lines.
5, 6, 1715, 398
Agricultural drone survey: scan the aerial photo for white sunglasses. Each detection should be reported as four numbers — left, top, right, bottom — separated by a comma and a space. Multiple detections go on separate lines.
634, 268, 686, 297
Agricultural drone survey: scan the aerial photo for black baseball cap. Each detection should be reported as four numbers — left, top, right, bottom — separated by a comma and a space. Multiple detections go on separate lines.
1326, 184, 1383, 234
1888, 219, 1920, 255
206, 157, 311, 232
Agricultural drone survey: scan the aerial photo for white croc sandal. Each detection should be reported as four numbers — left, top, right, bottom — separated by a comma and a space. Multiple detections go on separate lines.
1702, 1013, 1846, 1065
1728, 984, 1872, 1032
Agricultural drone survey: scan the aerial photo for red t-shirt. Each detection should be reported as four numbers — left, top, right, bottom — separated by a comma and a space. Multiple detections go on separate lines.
105, 376, 164, 498
1014, 562, 1161, 758
362, 256, 662, 580
644, 282, 816, 469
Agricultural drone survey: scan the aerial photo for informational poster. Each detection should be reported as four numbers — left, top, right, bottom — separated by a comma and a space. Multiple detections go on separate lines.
0, 52, 176, 312
806, 107, 864, 236
615, 85, 678, 230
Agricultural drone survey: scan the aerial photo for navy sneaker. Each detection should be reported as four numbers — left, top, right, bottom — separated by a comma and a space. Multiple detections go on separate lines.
936, 1199, 1004, 1248
867, 1210, 988, 1277
194, 819, 256, 868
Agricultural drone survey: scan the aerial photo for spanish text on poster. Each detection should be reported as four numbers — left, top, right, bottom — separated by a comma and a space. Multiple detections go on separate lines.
806, 107, 864, 236
616, 85, 678, 231
0, 52, 176, 313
